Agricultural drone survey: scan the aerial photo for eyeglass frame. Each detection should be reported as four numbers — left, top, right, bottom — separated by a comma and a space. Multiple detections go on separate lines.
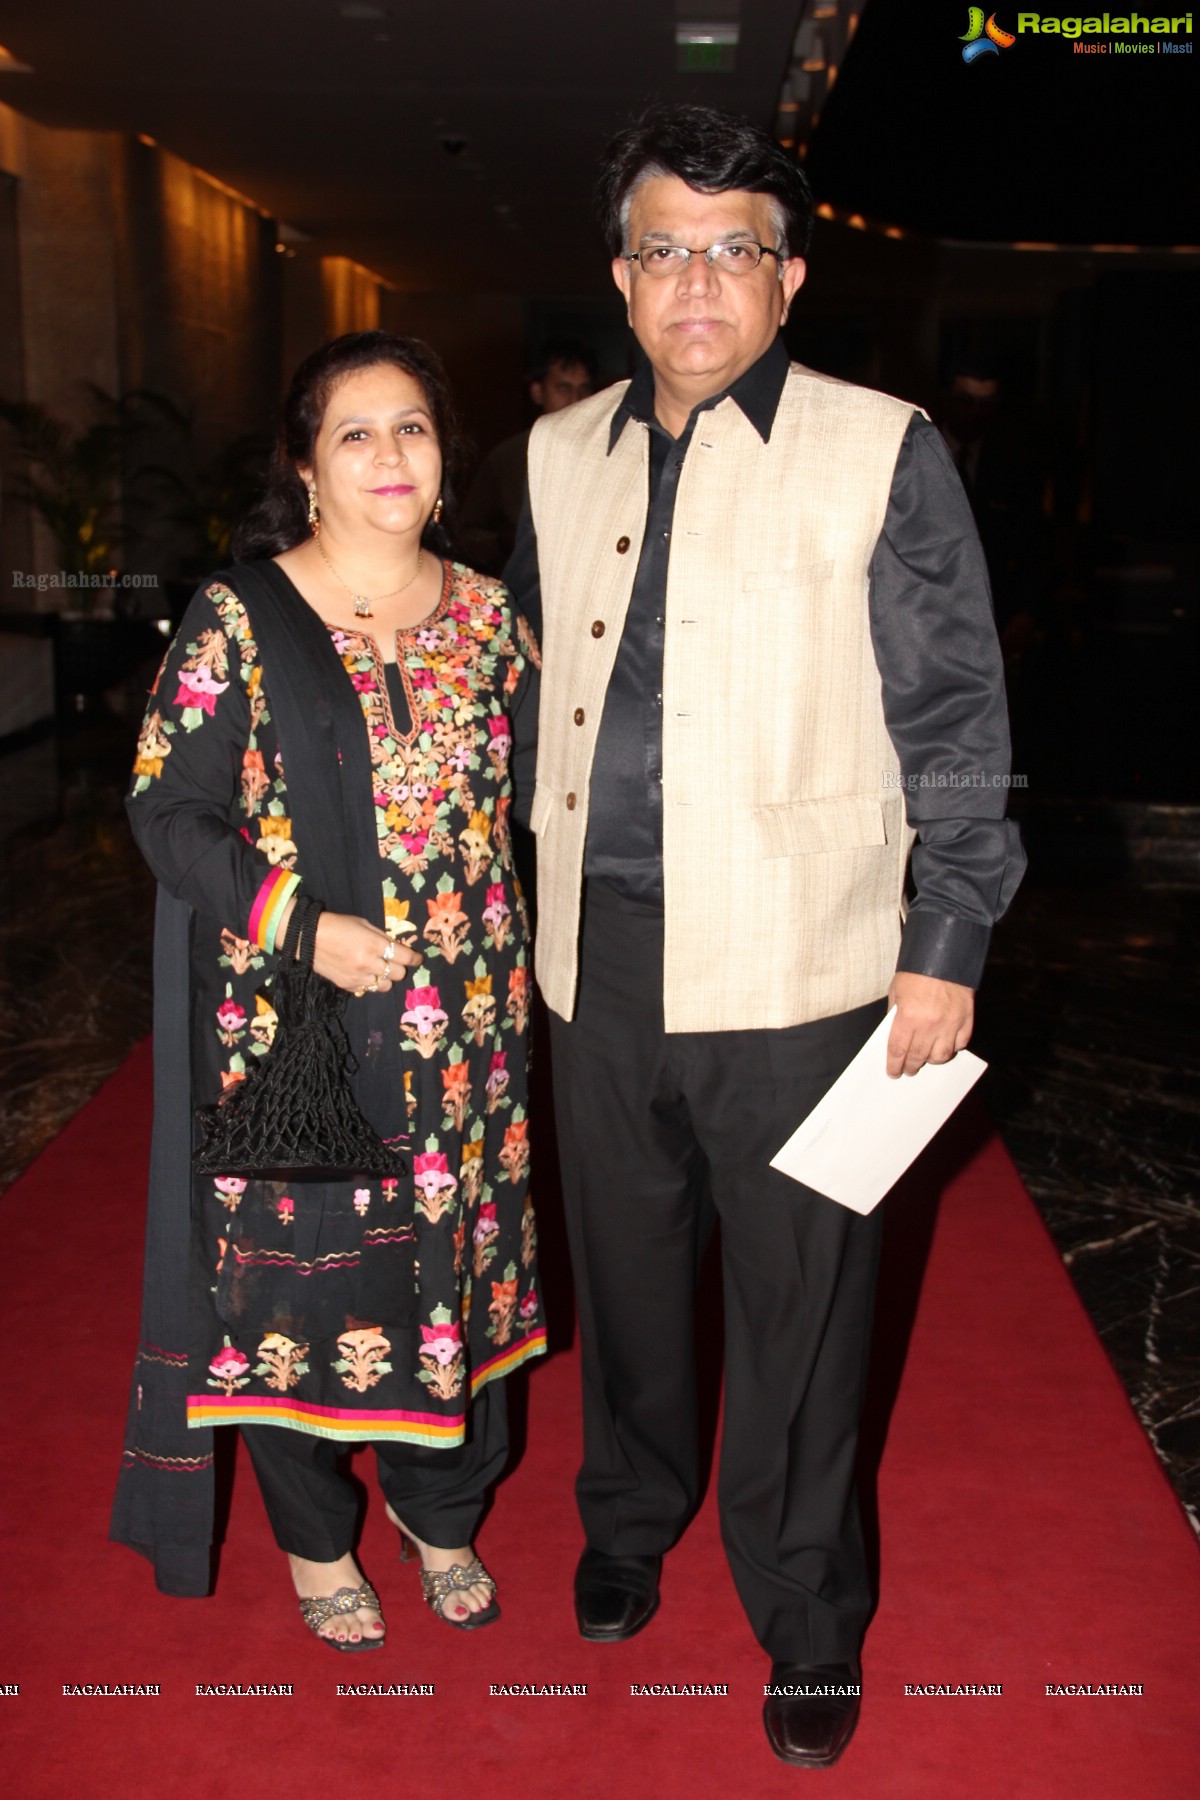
620, 241, 786, 278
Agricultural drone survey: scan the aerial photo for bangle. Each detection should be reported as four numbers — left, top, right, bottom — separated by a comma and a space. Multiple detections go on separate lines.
280, 893, 324, 966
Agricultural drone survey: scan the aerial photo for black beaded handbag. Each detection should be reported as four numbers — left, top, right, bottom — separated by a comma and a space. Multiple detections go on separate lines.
193, 902, 407, 1182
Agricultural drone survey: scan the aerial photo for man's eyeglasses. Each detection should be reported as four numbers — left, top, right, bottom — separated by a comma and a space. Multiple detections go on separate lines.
621, 242, 783, 279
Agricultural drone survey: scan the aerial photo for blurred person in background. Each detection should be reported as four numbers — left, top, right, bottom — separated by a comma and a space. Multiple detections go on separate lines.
459, 337, 598, 573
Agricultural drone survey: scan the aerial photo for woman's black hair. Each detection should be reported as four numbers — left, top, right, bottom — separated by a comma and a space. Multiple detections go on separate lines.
595, 104, 814, 261
233, 330, 467, 561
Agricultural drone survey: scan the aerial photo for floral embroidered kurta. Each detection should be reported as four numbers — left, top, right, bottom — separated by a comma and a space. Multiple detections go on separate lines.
129, 561, 545, 1446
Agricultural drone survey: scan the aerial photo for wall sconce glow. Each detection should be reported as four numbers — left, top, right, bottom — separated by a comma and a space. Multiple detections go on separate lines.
0, 43, 34, 73
676, 22, 739, 72
675, 24, 740, 44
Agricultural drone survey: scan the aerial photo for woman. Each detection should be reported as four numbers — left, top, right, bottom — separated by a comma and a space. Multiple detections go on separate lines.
112, 332, 544, 1648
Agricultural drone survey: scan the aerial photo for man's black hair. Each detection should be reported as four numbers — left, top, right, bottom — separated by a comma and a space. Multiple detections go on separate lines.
531, 337, 599, 382
595, 104, 814, 261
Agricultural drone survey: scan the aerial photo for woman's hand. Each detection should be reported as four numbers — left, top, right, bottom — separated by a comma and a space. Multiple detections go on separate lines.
311, 911, 422, 995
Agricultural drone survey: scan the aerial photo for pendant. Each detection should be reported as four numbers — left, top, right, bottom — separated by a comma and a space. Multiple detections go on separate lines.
353, 594, 373, 618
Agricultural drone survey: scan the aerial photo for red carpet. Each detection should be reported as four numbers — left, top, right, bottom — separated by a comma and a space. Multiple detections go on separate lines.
2, 1043, 1196, 1798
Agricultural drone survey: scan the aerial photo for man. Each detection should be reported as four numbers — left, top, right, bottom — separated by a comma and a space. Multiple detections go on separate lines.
939, 358, 1050, 648
459, 338, 597, 573
506, 106, 1024, 1769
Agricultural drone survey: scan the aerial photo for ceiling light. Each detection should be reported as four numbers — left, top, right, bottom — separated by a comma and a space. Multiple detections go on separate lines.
676, 22, 739, 72
0, 43, 34, 73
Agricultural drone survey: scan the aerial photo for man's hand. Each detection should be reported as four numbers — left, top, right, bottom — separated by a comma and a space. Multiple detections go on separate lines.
885, 971, 974, 1078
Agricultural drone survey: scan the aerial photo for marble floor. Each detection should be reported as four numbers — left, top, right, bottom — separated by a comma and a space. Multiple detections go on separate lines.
2, 712, 1197, 1532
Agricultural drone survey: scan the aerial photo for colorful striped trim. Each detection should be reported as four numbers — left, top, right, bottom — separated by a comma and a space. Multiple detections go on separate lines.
186, 1394, 469, 1447
248, 867, 300, 953
471, 1327, 548, 1393
185, 1332, 548, 1445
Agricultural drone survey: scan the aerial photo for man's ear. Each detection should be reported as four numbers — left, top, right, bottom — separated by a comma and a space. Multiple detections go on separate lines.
778, 257, 807, 327
529, 380, 545, 410
612, 255, 632, 318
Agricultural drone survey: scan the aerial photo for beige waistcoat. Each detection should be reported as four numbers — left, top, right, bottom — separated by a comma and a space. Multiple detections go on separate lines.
527, 363, 918, 1034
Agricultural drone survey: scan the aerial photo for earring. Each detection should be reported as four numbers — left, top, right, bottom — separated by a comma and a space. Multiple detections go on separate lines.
307, 487, 320, 536
432, 496, 444, 524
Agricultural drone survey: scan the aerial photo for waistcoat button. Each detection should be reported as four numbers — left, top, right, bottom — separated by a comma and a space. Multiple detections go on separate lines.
573, 707, 585, 726
591, 620, 605, 638
616, 536, 630, 553
565, 792, 577, 810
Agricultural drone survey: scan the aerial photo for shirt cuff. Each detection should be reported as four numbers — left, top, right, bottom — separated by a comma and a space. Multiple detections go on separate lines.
248, 867, 301, 954
897, 909, 991, 989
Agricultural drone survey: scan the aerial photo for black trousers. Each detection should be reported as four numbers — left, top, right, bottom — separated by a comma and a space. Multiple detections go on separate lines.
241, 1379, 508, 1561
550, 881, 885, 1665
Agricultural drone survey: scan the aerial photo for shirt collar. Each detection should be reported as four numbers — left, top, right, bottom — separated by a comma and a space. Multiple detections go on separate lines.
607, 334, 790, 453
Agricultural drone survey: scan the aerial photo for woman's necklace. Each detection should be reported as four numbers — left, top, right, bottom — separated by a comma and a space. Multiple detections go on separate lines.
316, 536, 424, 619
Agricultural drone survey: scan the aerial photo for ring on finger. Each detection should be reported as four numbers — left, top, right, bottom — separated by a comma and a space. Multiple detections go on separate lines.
368, 976, 380, 993
353, 986, 366, 998
381, 942, 395, 965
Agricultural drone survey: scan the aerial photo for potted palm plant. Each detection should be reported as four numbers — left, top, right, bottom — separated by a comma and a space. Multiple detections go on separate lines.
1, 389, 164, 707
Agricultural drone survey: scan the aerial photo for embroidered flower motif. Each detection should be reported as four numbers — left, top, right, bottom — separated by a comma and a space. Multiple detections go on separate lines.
332, 1326, 393, 1393
213, 1176, 247, 1213
215, 997, 247, 1045
253, 1332, 309, 1392
482, 882, 512, 951
441, 1056, 472, 1132
218, 929, 259, 976
207, 1341, 251, 1395
498, 1115, 529, 1186
458, 810, 491, 886
257, 815, 297, 865
460, 1134, 486, 1209
506, 964, 530, 1035
473, 1198, 500, 1276
486, 713, 512, 771
413, 1146, 458, 1224
401, 982, 449, 1060
132, 710, 172, 788
423, 886, 470, 963
175, 663, 229, 718
420, 1311, 462, 1366
485, 1049, 510, 1114
488, 1264, 520, 1346
276, 1195, 295, 1225
249, 994, 277, 1056
417, 1303, 464, 1400
353, 1187, 371, 1217
462, 970, 496, 1047
521, 1194, 538, 1268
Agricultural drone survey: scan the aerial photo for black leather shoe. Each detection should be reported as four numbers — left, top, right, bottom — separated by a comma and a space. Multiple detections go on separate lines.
573, 1548, 661, 1642
762, 1661, 862, 1768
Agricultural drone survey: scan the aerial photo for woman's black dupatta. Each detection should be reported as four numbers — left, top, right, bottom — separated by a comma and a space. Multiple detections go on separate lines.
110, 559, 413, 1595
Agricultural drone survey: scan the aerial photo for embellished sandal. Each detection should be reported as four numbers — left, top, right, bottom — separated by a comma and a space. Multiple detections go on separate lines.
413, 1554, 500, 1632
297, 1581, 385, 1652
385, 1505, 500, 1631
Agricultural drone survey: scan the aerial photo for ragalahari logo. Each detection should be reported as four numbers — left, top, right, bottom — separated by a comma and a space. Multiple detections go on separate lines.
961, 8, 1017, 59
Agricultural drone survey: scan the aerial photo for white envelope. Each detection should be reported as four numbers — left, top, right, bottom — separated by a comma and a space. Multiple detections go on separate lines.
769, 1007, 987, 1214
